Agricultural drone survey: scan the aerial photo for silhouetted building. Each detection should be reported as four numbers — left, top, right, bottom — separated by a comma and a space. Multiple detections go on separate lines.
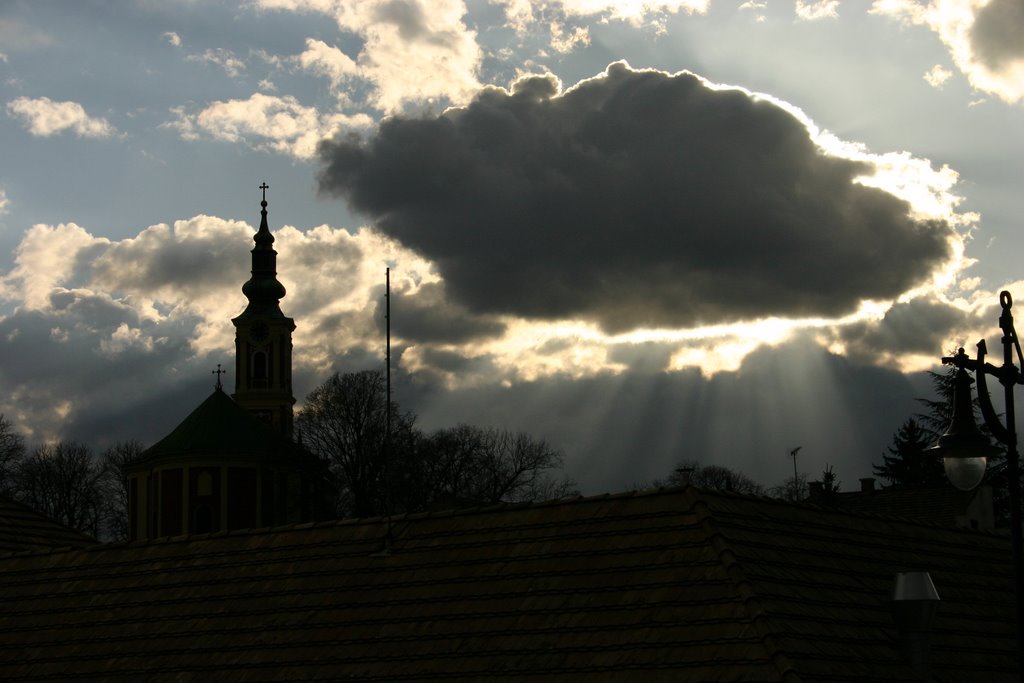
123, 189, 326, 541
0, 486, 1016, 680
809, 477, 995, 530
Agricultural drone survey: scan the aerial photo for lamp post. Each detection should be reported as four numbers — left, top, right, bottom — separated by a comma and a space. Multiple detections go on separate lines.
926, 290, 1024, 668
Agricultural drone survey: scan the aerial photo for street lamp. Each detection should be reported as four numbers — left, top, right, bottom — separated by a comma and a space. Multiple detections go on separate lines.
926, 290, 1023, 668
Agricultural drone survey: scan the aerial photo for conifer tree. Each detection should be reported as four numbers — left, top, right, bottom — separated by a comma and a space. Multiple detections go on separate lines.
873, 418, 945, 488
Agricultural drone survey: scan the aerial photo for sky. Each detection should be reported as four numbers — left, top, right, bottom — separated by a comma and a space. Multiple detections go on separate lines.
1, 0, 1022, 494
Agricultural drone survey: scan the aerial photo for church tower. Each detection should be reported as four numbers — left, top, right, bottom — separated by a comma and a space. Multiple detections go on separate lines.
231, 184, 296, 437
124, 184, 329, 542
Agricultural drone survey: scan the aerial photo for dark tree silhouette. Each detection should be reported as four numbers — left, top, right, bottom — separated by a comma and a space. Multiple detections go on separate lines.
13, 441, 106, 537
657, 461, 764, 494
99, 440, 144, 542
296, 370, 415, 518
874, 418, 945, 488
913, 363, 975, 440
418, 424, 577, 507
821, 464, 841, 494
0, 415, 26, 497
768, 472, 809, 502
297, 370, 577, 517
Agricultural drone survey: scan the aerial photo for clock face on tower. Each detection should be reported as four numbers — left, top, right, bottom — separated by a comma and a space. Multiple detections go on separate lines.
250, 321, 270, 343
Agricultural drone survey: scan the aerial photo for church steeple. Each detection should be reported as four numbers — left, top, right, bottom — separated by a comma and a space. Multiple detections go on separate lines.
231, 183, 296, 438
241, 183, 287, 317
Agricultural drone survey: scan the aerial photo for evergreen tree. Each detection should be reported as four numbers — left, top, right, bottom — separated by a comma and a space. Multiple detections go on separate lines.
874, 418, 945, 488
821, 464, 841, 494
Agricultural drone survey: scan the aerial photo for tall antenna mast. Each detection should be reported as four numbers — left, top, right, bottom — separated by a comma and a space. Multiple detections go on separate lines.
385, 267, 391, 440
789, 446, 802, 501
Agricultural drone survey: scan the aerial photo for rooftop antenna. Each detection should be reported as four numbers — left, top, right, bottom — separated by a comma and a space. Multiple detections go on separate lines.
789, 446, 802, 501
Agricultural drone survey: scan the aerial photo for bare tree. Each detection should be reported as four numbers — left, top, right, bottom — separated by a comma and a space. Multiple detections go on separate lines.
656, 460, 764, 494
14, 442, 105, 537
296, 370, 415, 517
768, 472, 809, 502
297, 371, 577, 517
421, 425, 576, 506
0, 415, 26, 497
99, 440, 144, 542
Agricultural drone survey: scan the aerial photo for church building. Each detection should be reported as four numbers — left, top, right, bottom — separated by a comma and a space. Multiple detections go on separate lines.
124, 186, 327, 541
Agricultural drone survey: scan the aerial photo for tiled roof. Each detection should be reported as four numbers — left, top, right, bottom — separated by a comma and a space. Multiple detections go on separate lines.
0, 496, 96, 553
0, 487, 1015, 681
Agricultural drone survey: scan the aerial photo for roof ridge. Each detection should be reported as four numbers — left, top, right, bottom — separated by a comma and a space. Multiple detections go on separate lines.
98, 490, 662, 549
694, 486, 1008, 536
687, 487, 803, 683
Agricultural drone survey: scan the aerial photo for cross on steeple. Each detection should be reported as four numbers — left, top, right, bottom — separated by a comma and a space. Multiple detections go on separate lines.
212, 363, 226, 390
259, 182, 269, 203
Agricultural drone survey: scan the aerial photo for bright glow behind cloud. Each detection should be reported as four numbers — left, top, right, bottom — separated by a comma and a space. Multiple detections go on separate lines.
872, 0, 1024, 103
165, 94, 374, 159
257, 0, 483, 112
795, 1, 840, 20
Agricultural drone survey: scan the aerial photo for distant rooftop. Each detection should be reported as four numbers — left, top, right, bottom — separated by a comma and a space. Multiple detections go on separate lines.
0, 486, 1015, 680
0, 496, 96, 553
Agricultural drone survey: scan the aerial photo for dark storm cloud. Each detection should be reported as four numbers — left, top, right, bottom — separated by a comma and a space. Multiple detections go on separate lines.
91, 221, 250, 297
378, 281, 506, 344
0, 300, 200, 443
836, 295, 991, 363
970, 0, 1024, 70
318, 62, 954, 332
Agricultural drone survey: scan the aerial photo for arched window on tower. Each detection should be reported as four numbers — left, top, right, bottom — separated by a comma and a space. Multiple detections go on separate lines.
193, 503, 214, 534
252, 350, 268, 388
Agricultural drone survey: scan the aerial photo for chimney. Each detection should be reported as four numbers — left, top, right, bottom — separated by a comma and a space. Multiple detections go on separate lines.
889, 571, 940, 679
860, 477, 876, 492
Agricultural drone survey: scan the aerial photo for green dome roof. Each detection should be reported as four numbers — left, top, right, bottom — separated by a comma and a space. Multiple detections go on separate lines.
138, 389, 300, 463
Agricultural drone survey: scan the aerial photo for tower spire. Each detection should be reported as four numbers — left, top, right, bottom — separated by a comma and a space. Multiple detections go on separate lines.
241, 182, 286, 315
231, 182, 297, 438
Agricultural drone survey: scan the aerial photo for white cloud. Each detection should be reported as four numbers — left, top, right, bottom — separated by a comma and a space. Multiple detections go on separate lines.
162, 31, 182, 47
739, 1, 768, 22
493, 0, 708, 31
6, 96, 117, 138
795, 0, 839, 20
871, 0, 1024, 104
165, 93, 373, 159
257, 0, 483, 112
99, 323, 156, 356
553, 0, 708, 23
294, 38, 359, 101
549, 21, 591, 53
0, 187, 9, 215
0, 222, 109, 309
186, 48, 246, 78
924, 63, 954, 87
